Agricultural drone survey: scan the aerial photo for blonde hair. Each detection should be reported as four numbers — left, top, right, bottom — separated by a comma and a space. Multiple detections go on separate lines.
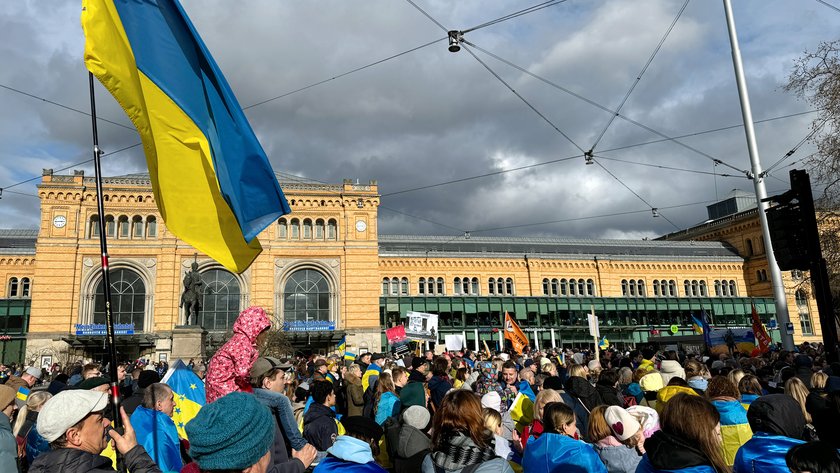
534, 388, 562, 421
13, 391, 52, 436
568, 364, 588, 378
812, 372, 828, 391
785, 377, 812, 424
727, 369, 745, 388
482, 407, 502, 434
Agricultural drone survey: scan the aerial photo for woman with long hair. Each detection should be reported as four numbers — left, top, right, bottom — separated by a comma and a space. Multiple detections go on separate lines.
637, 393, 730, 473
13, 390, 52, 469
522, 402, 607, 472
374, 371, 401, 425
786, 377, 818, 441
738, 375, 763, 409
421, 390, 513, 473
520, 388, 561, 450
705, 376, 752, 466
428, 357, 454, 410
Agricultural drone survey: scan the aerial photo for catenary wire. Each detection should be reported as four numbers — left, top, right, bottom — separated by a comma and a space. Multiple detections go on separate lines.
462, 0, 567, 33
763, 120, 825, 175
404, 0, 449, 33
589, 0, 690, 151
592, 158, 681, 230
593, 155, 746, 178
816, 0, 840, 13
465, 42, 748, 175
0, 83, 136, 132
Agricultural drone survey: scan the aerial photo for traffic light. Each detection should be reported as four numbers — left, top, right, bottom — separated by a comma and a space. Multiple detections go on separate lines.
764, 170, 814, 271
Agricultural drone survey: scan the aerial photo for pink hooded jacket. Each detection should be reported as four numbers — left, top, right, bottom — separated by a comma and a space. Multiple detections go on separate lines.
205, 306, 271, 403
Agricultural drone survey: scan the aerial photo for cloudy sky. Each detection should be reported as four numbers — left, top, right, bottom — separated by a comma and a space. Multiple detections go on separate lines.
1, 0, 838, 241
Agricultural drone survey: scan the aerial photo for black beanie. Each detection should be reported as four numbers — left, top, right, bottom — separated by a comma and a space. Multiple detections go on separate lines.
137, 370, 161, 389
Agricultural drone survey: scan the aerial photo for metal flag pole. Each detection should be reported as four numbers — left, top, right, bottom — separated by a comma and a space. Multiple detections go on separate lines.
723, 0, 794, 351
88, 72, 125, 459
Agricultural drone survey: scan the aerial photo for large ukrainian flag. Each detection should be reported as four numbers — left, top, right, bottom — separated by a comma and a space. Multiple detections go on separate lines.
161, 359, 205, 439
81, 0, 291, 273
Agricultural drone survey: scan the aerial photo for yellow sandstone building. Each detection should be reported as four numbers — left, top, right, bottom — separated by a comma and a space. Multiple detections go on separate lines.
0, 171, 824, 365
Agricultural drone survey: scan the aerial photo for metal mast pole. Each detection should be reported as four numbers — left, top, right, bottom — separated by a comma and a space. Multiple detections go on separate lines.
723, 0, 794, 350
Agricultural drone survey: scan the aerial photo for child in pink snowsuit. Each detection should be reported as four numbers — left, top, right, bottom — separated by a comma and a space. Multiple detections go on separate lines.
205, 306, 271, 403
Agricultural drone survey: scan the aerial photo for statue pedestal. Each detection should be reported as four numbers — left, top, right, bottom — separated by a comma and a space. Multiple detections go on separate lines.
171, 325, 207, 362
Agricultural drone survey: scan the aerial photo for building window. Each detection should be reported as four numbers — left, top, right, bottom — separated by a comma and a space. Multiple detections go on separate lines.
454, 278, 462, 295
390, 277, 399, 296
20, 278, 30, 297
587, 279, 596, 296
746, 239, 754, 256
418, 278, 426, 295
462, 277, 470, 295
283, 269, 331, 323
560, 279, 568, 296
200, 269, 241, 331
796, 290, 813, 335
668, 280, 677, 297
684, 280, 691, 296
638, 280, 646, 297
89, 215, 100, 238
278, 218, 288, 239
653, 280, 661, 297
105, 215, 116, 238
7, 278, 18, 297
698, 280, 707, 297
382, 278, 389, 296
146, 217, 157, 238
471, 277, 479, 295
488, 278, 495, 295
729, 280, 737, 296
93, 268, 145, 329
118, 215, 129, 238
303, 219, 312, 239
327, 219, 337, 240
290, 219, 300, 239
542, 279, 550, 296
569, 279, 578, 296
401, 277, 409, 296
622, 280, 629, 297
436, 278, 444, 295
427, 277, 436, 295
497, 278, 504, 295
315, 219, 325, 239
132, 216, 144, 238
756, 269, 768, 282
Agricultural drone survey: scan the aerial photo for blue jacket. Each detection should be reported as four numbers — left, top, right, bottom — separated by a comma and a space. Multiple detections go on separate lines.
375, 391, 401, 425
25, 424, 50, 465
732, 433, 804, 473
0, 413, 16, 473
129, 406, 183, 472
635, 455, 717, 473
522, 432, 607, 473
314, 435, 388, 473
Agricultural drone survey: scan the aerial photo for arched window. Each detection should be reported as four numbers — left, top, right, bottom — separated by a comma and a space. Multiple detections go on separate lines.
20, 278, 30, 297
506, 278, 514, 295
653, 280, 660, 296
621, 280, 629, 296
401, 277, 409, 295
303, 219, 312, 239
278, 218, 288, 239
569, 279, 577, 296
637, 280, 646, 297
315, 219, 325, 239
628, 279, 637, 296
745, 239, 754, 256
488, 278, 495, 295
90, 215, 100, 238
454, 278, 462, 295
390, 277, 399, 296
382, 278, 390, 296
699, 280, 707, 296
462, 277, 470, 295
471, 277, 479, 295
436, 278, 444, 295
284, 269, 331, 323
290, 219, 300, 239
418, 278, 426, 295
551, 279, 559, 296
7, 278, 18, 297
729, 280, 737, 296
497, 278, 504, 295
560, 279, 568, 296
327, 219, 337, 240
714, 280, 722, 296
578, 279, 585, 296
200, 269, 241, 331
587, 279, 595, 296
668, 280, 676, 297
105, 215, 116, 238
93, 268, 145, 329
132, 216, 144, 238
146, 216, 157, 238
428, 277, 436, 295
684, 280, 691, 296
118, 215, 130, 238
542, 279, 550, 296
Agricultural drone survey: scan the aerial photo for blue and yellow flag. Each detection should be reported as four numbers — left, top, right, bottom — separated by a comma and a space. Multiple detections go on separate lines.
81, 0, 290, 273
691, 314, 704, 334
344, 351, 357, 361
337, 336, 346, 354
700, 309, 713, 348
598, 336, 609, 350
161, 359, 205, 439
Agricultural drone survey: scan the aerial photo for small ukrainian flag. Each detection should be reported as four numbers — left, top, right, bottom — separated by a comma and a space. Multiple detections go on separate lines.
337, 336, 346, 354
16, 386, 30, 402
344, 352, 357, 361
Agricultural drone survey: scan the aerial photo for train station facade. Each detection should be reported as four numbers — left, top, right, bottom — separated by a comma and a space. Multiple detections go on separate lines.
0, 171, 824, 365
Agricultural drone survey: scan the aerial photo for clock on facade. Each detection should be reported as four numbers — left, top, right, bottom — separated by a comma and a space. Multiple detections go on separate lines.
355, 220, 367, 232
53, 215, 67, 228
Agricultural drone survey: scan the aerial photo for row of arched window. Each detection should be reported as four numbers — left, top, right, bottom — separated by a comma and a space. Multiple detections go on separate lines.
756, 269, 769, 282
487, 278, 515, 296
89, 215, 157, 240
541, 278, 596, 297
418, 277, 445, 295
621, 279, 647, 297
684, 280, 709, 297
380, 277, 515, 296
6, 277, 31, 298
652, 280, 677, 297
277, 218, 337, 240
383, 277, 409, 296
714, 280, 738, 297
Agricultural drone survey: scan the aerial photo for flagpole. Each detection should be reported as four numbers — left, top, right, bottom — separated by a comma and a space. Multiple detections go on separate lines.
88, 73, 124, 452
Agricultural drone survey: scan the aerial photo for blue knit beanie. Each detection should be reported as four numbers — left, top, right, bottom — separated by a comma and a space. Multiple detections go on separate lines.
186, 392, 274, 470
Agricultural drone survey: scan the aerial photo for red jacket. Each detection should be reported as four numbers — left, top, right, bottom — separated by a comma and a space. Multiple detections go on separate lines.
522, 418, 544, 450
205, 306, 270, 403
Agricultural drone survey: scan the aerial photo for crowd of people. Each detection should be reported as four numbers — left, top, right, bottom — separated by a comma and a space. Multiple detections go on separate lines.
1, 305, 840, 472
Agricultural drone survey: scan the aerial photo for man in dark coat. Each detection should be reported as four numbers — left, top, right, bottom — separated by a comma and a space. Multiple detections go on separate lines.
122, 370, 160, 416
303, 381, 338, 452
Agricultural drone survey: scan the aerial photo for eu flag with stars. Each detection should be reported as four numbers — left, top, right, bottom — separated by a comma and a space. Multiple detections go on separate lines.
161, 359, 205, 439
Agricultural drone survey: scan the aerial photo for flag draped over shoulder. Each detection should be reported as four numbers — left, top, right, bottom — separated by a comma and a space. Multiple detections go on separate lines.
504, 312, 528, 354
81, 0, 290, 273
751, 304, 772, 354
161, 359, 205, 439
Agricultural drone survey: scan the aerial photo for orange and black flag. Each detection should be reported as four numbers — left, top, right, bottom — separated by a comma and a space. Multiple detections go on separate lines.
504, 312, 529, 354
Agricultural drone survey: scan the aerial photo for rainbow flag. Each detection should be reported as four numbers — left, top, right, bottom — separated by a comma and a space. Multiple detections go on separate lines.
161, 359, 205, 439
81, 0, 290, 273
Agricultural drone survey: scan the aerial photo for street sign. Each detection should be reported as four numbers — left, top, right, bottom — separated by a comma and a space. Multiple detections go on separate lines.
785, 322, 795, 336
670, 325, 679, 334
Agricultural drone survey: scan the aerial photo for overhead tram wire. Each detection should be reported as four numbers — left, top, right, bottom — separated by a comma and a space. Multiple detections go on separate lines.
0, 83, 137, 132
592, 158, 681, 230
816, 0, 840, 14
465, 42, 748, 176
589, 0, 690, 151
592, 154, 747, 179
461, 0, 568, 34
763, 120, 826, 175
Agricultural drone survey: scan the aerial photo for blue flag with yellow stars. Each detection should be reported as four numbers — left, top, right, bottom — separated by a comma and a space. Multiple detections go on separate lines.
161, 359, 205, 439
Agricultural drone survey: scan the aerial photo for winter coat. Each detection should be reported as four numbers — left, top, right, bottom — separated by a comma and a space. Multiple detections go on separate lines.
593, 437, 642, 473
732, 433, 805, 473
428, 376, 453, 410
520, 419, 543, 450
314, 435, 387, 473
253, 388, 309, 451
521, 432, 607, 473
29, 445, 162, 473
596, 382, 624, 407
655, 386, 698, 414
303, 403, 339, 452
362, 365, 381, 393
622, 382, 643, 405
129, 406, 183, 473
658, 360, 685, 386
0, 413, 16, 473
374, 391, 401, 425
205, 306, 270, 403
562, 376, 603, 438
386, 420, 431, 473
711, 399, 752, 466
345, 373, 365, 417
26, 424, 50, 466
265, 419, 305, 473
637, 430, 719, 473
122, 387, 145, 416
